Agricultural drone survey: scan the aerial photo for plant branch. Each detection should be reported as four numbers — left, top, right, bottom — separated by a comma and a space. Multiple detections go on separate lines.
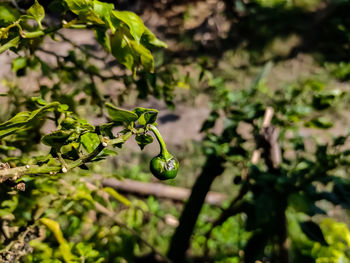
37, 48, 124, 82
56, 32, 107, 61
0, 133, 129, 183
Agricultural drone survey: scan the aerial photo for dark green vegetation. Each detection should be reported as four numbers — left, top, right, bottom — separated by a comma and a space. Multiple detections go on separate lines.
1, 0, 350, 262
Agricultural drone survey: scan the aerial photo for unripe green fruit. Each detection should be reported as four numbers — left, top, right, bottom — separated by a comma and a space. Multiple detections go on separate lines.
148, 125, 179, 180
150, 155, 179, 180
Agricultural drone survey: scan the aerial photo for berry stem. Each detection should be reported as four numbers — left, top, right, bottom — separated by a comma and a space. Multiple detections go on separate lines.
149, 125, 171, 159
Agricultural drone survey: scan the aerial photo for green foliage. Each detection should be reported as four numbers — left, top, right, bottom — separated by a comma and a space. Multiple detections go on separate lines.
197, 61, 350, 261
1, 0, 350, 262
0, 2, 177, 261
0, 0, 164, 73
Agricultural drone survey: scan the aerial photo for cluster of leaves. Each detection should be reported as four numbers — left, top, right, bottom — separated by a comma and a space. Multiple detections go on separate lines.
196, 62, 350, 261
0, 96, 169, 262
0, 0, 166, 72
0, 1, 184, 262
0, 0, 177, 112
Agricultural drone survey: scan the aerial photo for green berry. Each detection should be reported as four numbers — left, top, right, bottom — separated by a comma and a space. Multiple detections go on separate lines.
150, 155, 179, 180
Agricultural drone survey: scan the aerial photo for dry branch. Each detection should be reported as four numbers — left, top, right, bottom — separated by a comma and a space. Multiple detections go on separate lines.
101, 178, 227, 206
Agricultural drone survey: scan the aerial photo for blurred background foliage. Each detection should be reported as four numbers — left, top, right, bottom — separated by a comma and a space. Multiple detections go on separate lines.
1, 0, 350, 262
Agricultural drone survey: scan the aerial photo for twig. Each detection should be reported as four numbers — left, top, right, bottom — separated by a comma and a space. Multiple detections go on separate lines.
251, 106, 274, 165
56, 32, 106, 61
36, 48, 124, 81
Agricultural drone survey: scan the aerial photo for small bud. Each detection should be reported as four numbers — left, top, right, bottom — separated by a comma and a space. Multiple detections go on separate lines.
102, 142, 108, 147
62, 167, 68, 173
25, 165, 30, 169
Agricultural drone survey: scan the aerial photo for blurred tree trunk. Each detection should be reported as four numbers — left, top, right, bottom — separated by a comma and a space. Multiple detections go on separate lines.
167, 155, 225, 263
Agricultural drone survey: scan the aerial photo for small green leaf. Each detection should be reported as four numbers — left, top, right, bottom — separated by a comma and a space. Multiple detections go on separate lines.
95, 28, 111, 52
81, 132, 100, 153
300, 221, 328, 246
40, 218, 76, 263
135, 134, 153, 150
138, 112, 158, 125
305, 117, 333, 129
103, 187, 131, 206
110, 28, 154, 73
112, 10, 145, 44
0, 4, 20, 24
110, 29, 135, 71
0, 36, 20, 54
64, 0, 103, 24
105, 103, 138, 123
131, 40, 154, 72
141, 27, 167, 48
27, 0, 45, 28
133, 107, 158, 125
93, 1, 114, 31
42, 130, 72, 149
60, 142, 79, 157
132, 107, 158, 117
76, 242, 100, 259
12, 57, 27, 72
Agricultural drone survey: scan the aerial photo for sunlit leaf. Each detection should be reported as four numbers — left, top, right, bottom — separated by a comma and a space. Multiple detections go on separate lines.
81, 132, 100, 153
103, 187, 131, 206
27, 0, 45, 28
12, 57, 27, 72
135, 134, 154, 150
105, 103, 138, 123
0, 4, 20, 24
300, 221, 328, 246
112, 10, 145, 44
141, 27, 167, 48
40, 218, 76, 263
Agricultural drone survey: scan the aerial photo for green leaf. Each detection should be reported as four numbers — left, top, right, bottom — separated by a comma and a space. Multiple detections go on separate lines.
76, 243, 99, 260
0, 102, 63, 139
0, 36, 20, 54
81, 132, 100, 153
131, 40, 154, 72
305, 117, 333, 129
40, 218, 76, 263
112, 11, 145, 44
299, 221, 328, 246
42, 130, 72, 149
110, 29, 134, 71
332, 181, 350, 209
103, 187, 131, 206
64, 0, 103, 24
141, 27, 167, 48
27, 0, 45, 28
133, 107, 158, 125
60, 142, 79, 156
105, 103, 138, 123
95, 28, 111, 52
132, 107, 158, 117
139, 112, 158, 125
110, 28, 154, 73
92, 1, 115, 31
135, 134, 154, 150
12, 57, 27, 72
0, 4, 20, 24
288, 193, 325, 216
